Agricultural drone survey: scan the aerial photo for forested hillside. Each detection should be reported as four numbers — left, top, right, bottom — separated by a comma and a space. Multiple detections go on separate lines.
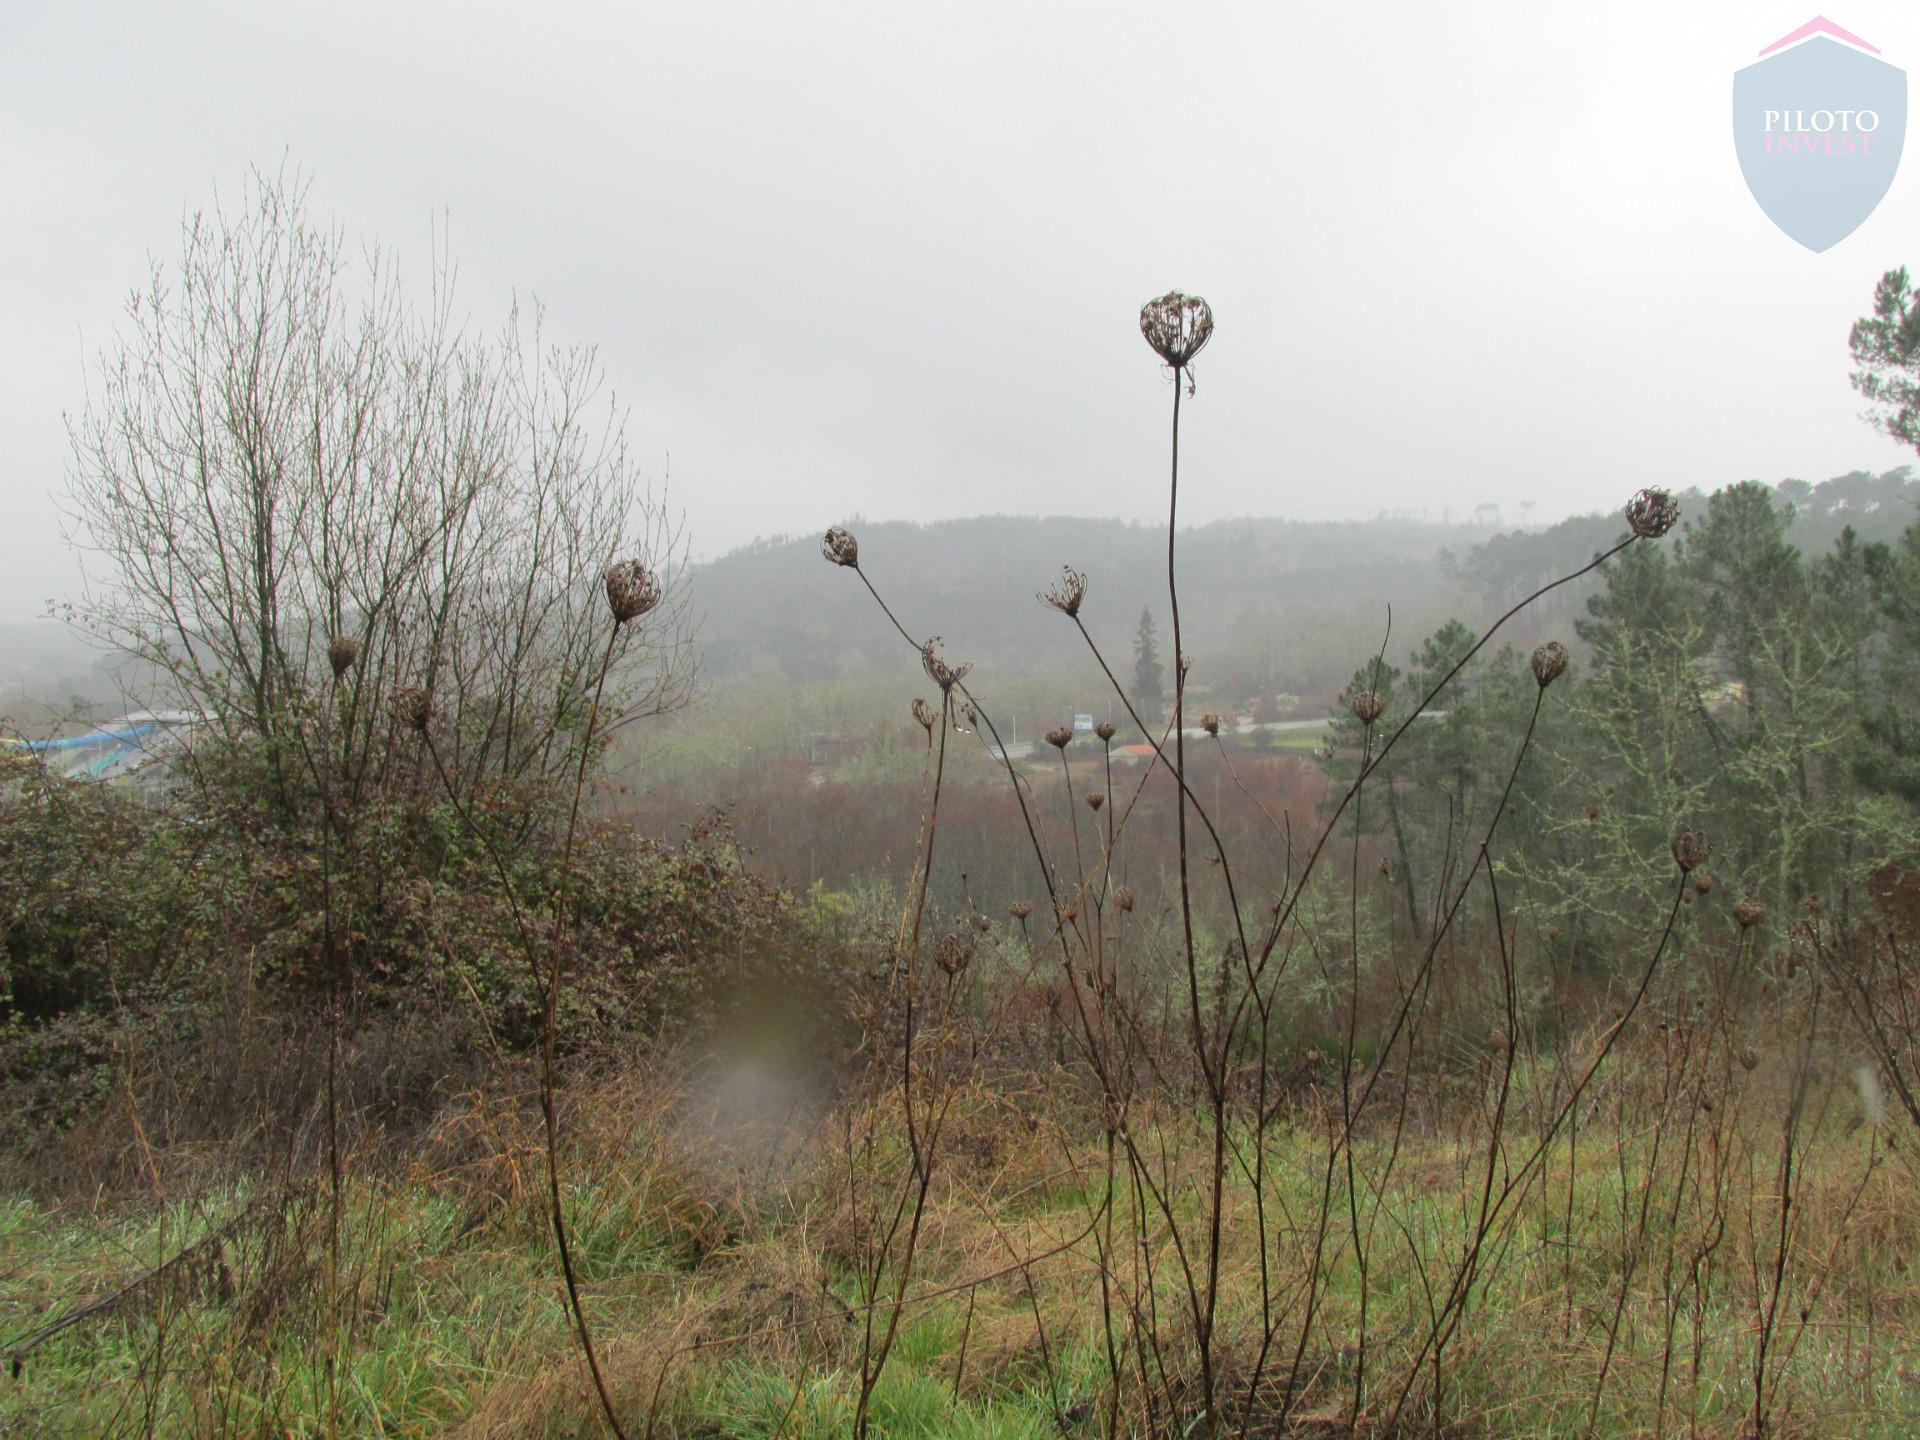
683, 469, 1919, 701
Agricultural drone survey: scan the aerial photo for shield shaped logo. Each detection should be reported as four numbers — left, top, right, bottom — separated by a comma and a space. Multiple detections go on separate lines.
1733, 18, 1906, 252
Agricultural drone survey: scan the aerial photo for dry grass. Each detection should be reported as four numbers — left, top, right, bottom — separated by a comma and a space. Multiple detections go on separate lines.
3, 1036, 1915, 1438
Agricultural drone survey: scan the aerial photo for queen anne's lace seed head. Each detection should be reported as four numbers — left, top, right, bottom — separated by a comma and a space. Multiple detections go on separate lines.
934, 932, 971, 977
821, 527, 859, 568
1670, 827, 1712, 874
1040, 565, 1087, 618
328, 634, 360, 680
919, 637, 971, 693
392, 686, 432, 733
1139, 291, 1214, 369
1531, 641, 1569, 688
604, 559, 663, 624
1625, 488, 1681, 540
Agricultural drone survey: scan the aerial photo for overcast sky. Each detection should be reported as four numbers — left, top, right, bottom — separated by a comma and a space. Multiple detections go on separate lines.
3, 0, 1917, 622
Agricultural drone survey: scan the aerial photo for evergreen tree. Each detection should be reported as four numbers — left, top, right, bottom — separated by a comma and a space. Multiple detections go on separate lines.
1850, 266, 1920, 451
1327, 623, 1538, 934
1836, 525, 1920, 803
1133, 608, 1166, 726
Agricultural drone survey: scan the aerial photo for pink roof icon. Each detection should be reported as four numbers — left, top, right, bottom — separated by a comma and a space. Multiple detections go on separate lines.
1759, 16, 1881, 58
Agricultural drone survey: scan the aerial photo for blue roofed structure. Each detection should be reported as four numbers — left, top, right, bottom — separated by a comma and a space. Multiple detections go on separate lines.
2, 711, 212, 790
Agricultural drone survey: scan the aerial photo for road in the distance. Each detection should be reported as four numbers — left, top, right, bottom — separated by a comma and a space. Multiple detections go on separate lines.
986, 715, 1333, 762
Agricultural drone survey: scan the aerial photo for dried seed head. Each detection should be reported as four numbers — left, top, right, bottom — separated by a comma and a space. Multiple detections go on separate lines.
1625, 487, 1681, 540
1086, 791, 1105, 811
1691, 871, 1715, 895
1055, 898, 1079, 923
1095, 721, 1117, 742
327, 633, 360, 680
1733, 896, 1768, 929
821, 526, 859, 568
1046, 725, 1074, 750
960, 701, 980, 732
1114, 885, 1135, 913
1670, 826, 1712, 874
392, 686, 432, 734
975, 914, 992, 933
934, 932, 972, 977
1201, 712, 1221, 737
911, 697, 937, 732
1040, 565, 1087, 618
919, 637, 971, 692
1139, 291, 1215, 369
1531, 641, 1569, 689
604, 558, 663, 624
1009, 901, 1033, 921
1738, 1047, 1760, 1071
1352, 690, 1386, 726
1586, 804, 1600, 821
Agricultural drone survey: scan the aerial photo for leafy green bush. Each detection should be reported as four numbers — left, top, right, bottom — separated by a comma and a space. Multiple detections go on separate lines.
0, 756, 854, 1160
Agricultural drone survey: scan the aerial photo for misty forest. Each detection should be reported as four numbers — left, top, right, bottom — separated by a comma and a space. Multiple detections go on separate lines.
10, 173, 1920, 1440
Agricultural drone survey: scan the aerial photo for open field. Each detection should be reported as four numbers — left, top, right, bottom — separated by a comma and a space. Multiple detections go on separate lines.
4, 1055, 1913, 1439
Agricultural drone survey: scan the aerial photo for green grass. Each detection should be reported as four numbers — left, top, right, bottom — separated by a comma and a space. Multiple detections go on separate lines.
2, 1183, 574, 1436
3, 1096, 1915, 1438
1256, 726, 1331, 752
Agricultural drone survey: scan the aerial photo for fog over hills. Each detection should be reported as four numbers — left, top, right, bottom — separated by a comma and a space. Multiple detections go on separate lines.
6, 468, 1915, 733
685, 468, 1920, 698
0, 621, 118, 715
688, 512, 1500, 686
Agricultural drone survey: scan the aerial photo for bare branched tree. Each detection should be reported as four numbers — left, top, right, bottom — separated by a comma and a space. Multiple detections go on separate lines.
62, 166, 693, 818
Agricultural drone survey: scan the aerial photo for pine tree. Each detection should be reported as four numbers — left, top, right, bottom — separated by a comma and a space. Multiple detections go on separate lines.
1133, 607, 1165, 727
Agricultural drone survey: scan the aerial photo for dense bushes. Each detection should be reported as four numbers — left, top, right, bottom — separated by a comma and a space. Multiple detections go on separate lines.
0, 745, 850, 1166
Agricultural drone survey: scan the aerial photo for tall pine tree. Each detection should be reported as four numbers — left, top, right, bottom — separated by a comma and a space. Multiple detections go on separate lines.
1133, 607, 1166, 727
